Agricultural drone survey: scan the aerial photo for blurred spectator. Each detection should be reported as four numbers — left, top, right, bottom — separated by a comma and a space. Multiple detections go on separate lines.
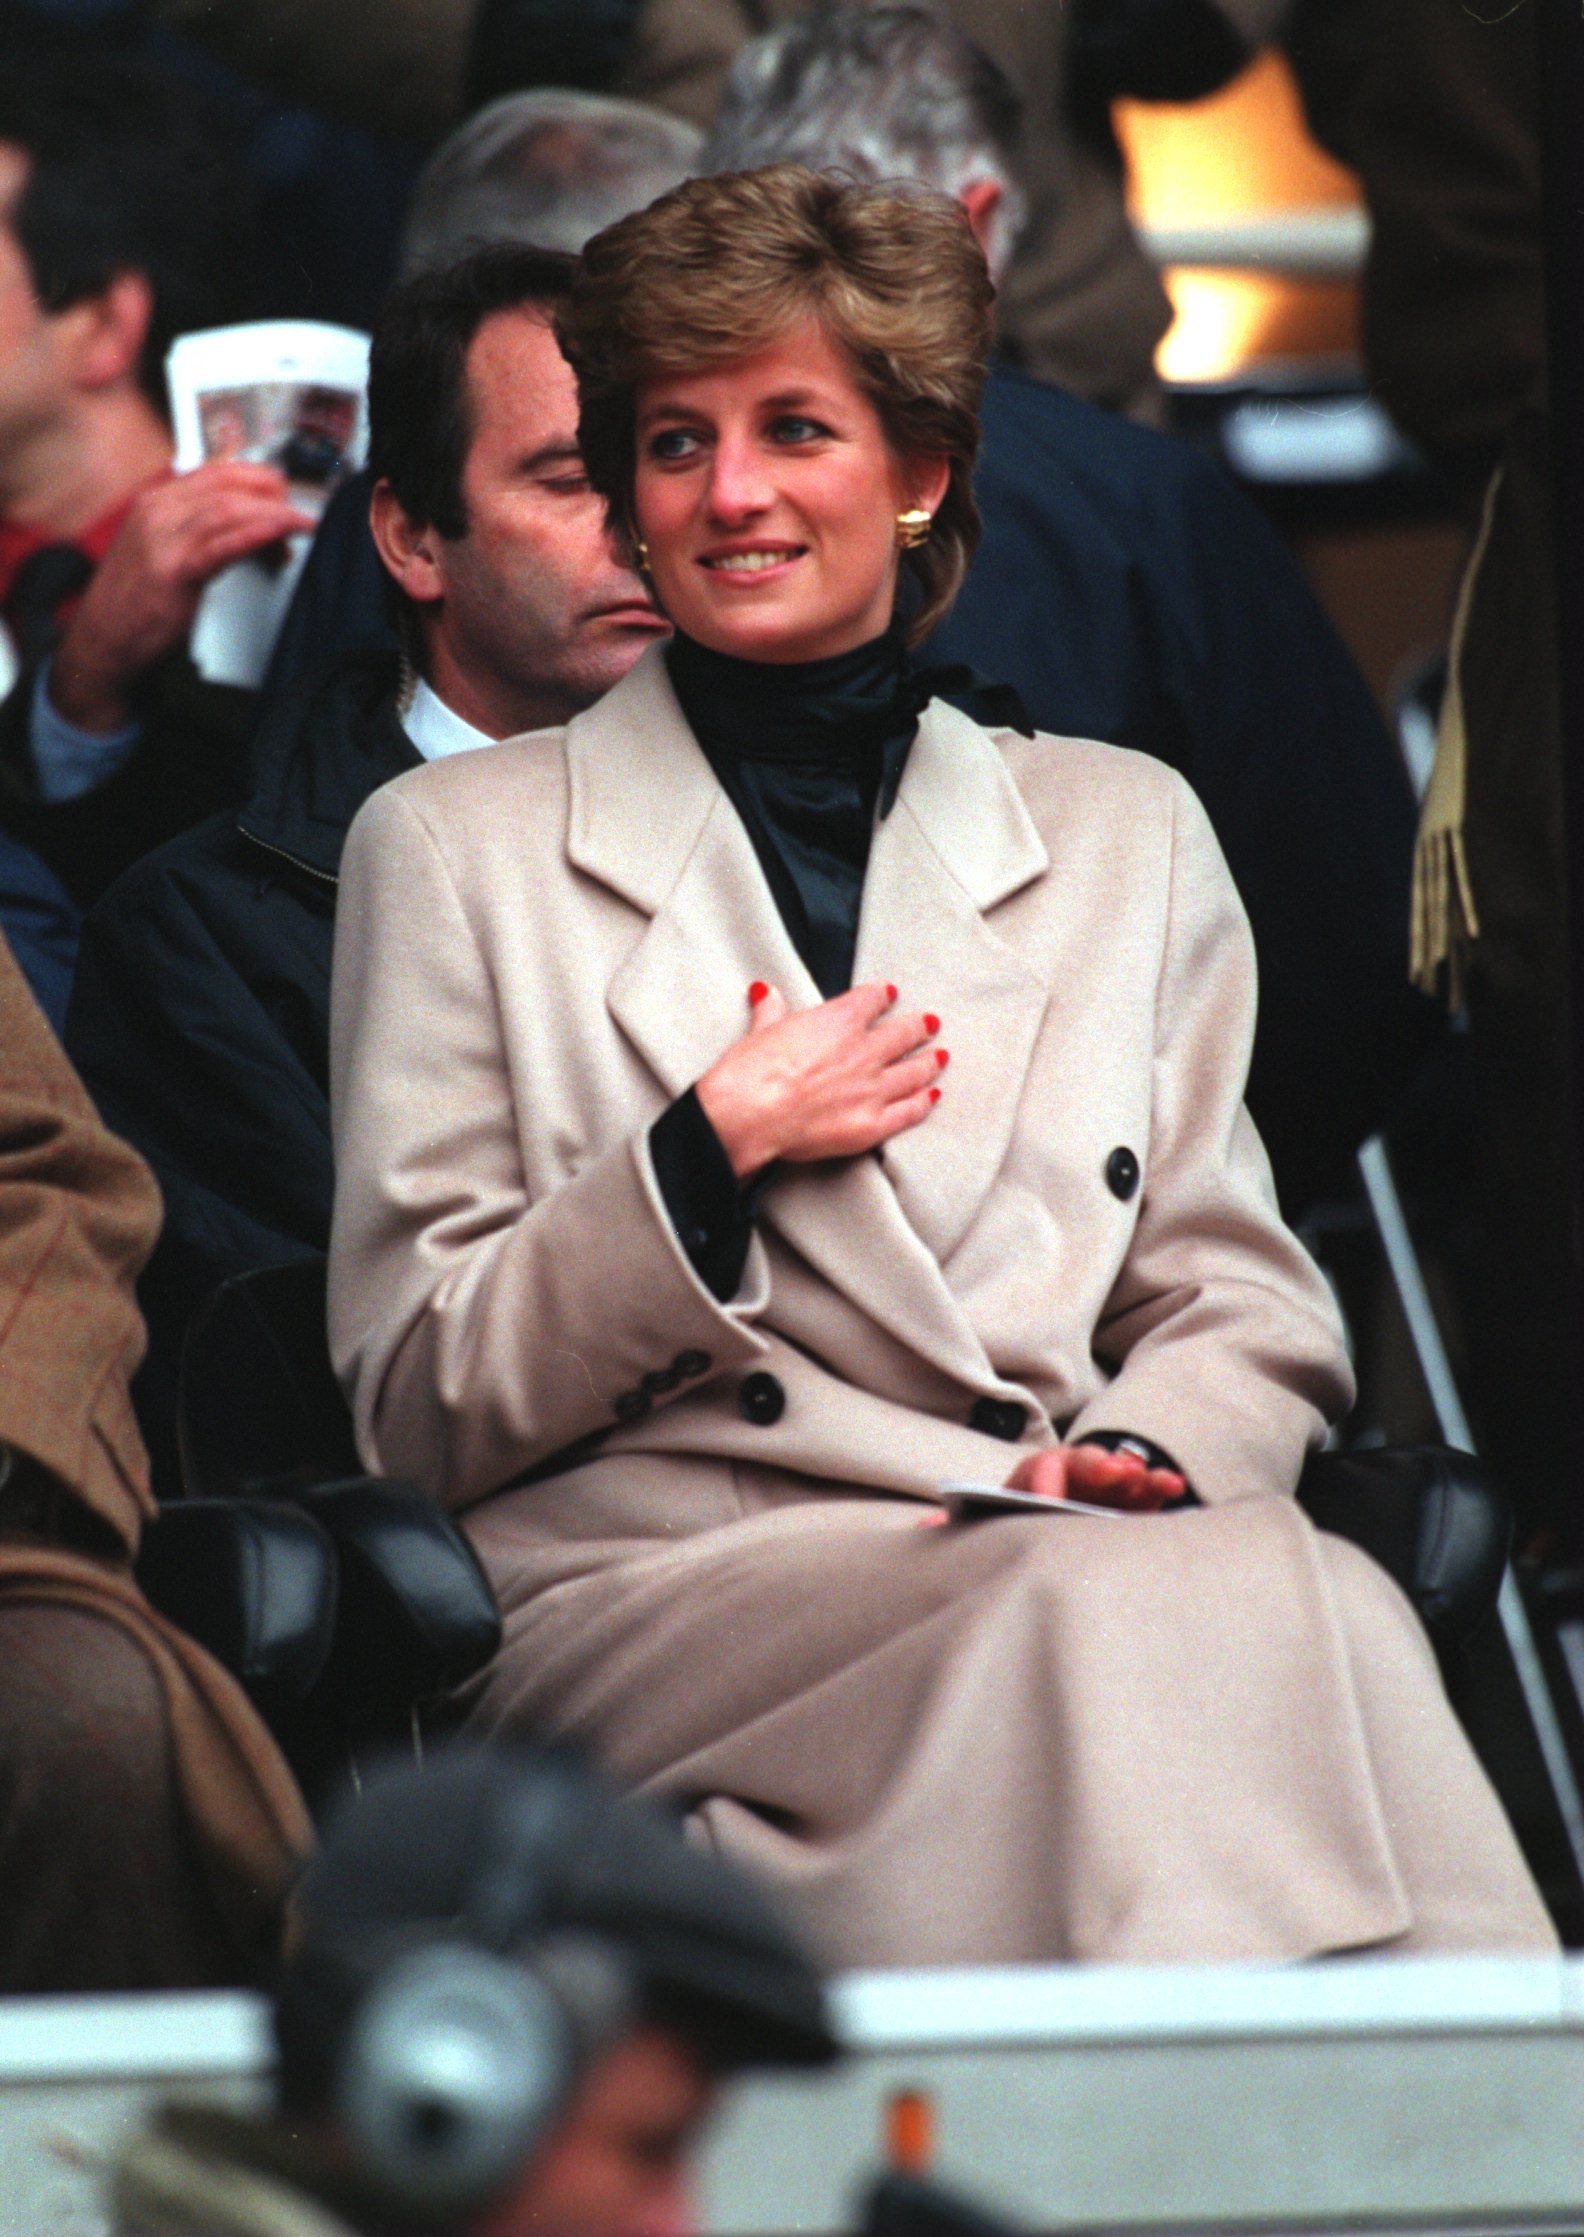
151, 0, 650, 144
403, 89, 702, 273
0, 0, 422, 333
149, 0, 1279, 414
68, 243, 666, 1490
113, 1744, 832, 2237
0, 54, 310, 908
1411, 408, 1577, 1549
702, 4, 1435, 1216
1282, 0, 1542, 487
0, 925, 309, 1991
1282, 0, 1572, 1541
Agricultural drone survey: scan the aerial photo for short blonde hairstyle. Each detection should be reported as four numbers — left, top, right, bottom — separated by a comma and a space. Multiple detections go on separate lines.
557, 165, 994, 644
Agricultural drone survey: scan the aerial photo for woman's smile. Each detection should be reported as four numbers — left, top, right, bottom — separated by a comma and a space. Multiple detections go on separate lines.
698, 541, 807, 578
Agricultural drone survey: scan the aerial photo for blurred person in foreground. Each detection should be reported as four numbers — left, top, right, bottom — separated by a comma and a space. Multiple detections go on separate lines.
0, 925, 308, 1992
113, 1744, 833, 2237
328, 168, 1552, 1968
67, 237, 670, 1493
0, 54, 307, 911
701, 4, 1433, 1221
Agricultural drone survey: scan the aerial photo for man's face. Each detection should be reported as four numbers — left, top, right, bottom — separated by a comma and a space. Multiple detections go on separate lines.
470, 2026, 716, 2237
0, 145, 70, 468
426, 307, 668, 734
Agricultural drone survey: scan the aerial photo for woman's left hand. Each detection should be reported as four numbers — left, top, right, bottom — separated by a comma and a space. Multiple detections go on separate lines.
1007, 1444, 1186, 1513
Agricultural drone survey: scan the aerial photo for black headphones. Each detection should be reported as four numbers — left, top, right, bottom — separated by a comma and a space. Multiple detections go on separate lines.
278, 1759, 638, 2220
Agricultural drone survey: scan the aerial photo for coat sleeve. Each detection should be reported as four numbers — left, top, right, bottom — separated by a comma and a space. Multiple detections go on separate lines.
327, 781, 771, 1509
0, 931, 159, 1554
1063, 770, 1355, 1502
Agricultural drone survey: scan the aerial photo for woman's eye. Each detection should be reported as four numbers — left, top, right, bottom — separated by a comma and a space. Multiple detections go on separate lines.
648, 428, 701, 461
771, 416, 828, 444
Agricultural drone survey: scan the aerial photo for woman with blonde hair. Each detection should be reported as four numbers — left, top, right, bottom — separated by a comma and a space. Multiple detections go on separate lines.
328, 168, 1551, 1965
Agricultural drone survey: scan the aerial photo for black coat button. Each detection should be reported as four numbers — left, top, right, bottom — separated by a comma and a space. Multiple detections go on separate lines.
613, 1389, 651, 1422
970, 1396, 1028, 1441
1106, 1146, 1140, 1201
641, 1364, 682, 1396
738, 1371, 786, 1427
673, 1349, 712, 1379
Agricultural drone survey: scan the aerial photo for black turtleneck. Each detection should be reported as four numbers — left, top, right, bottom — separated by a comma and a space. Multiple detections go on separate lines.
649, 622, 1030, 1308
666, 621, 919, 999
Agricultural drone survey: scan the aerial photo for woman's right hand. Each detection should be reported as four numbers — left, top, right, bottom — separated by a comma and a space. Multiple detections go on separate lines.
696, 982, 946, 1180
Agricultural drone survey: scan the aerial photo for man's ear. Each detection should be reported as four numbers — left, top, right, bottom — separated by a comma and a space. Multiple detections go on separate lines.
957, 178, 1004, 268
63, 270, 155, 394
370, 478, 445, 606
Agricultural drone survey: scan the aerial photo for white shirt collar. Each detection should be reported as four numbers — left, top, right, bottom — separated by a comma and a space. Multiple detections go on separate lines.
401, 676, 495, 763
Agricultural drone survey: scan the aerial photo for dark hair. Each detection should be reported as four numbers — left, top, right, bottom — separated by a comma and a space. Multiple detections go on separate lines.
560, 166, 992, 644
0, 55, 253, 411
367, 241, 579, 541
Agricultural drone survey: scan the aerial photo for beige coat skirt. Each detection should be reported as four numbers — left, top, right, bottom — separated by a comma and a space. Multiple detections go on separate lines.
459, 1453, 1553, 1970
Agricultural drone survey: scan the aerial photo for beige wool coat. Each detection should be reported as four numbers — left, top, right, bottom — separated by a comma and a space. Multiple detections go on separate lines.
328, 647, 1551, 1968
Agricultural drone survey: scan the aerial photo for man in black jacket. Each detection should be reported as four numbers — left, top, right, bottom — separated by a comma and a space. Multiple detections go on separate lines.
66, 245, 666, 1488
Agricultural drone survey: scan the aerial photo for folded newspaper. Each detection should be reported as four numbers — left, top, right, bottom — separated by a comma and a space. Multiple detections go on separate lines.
167, 321, 370, 690
939, 1482, 1126, 1520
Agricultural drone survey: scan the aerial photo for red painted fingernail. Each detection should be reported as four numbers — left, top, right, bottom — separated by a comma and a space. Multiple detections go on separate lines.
886, 984, 898, 1002
935, 1048, 950, 1069
924, 1013, 940, 1034
748, 981, 769, 1005
928, 1086, 942, 1104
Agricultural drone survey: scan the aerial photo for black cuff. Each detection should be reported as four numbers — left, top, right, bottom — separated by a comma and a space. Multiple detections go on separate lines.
1075, 1430, 1199, 1507
650, 1088, 756, 1303
466, 0, 644, 103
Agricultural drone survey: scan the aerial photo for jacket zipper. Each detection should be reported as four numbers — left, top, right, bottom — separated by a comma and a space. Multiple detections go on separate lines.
238, 825, 338, 890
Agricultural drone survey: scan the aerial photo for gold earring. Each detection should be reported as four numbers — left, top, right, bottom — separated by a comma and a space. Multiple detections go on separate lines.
634, 538, 650, 569
895, 508, 933, 550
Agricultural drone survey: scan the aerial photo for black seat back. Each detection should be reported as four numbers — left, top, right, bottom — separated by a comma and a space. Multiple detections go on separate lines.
179, 1256, 360, 1498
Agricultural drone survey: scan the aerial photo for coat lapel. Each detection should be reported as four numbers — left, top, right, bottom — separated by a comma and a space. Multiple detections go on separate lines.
567, 647, 821, 1095
855, 699, 1052, 1263
566, 652, 1049, 1390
